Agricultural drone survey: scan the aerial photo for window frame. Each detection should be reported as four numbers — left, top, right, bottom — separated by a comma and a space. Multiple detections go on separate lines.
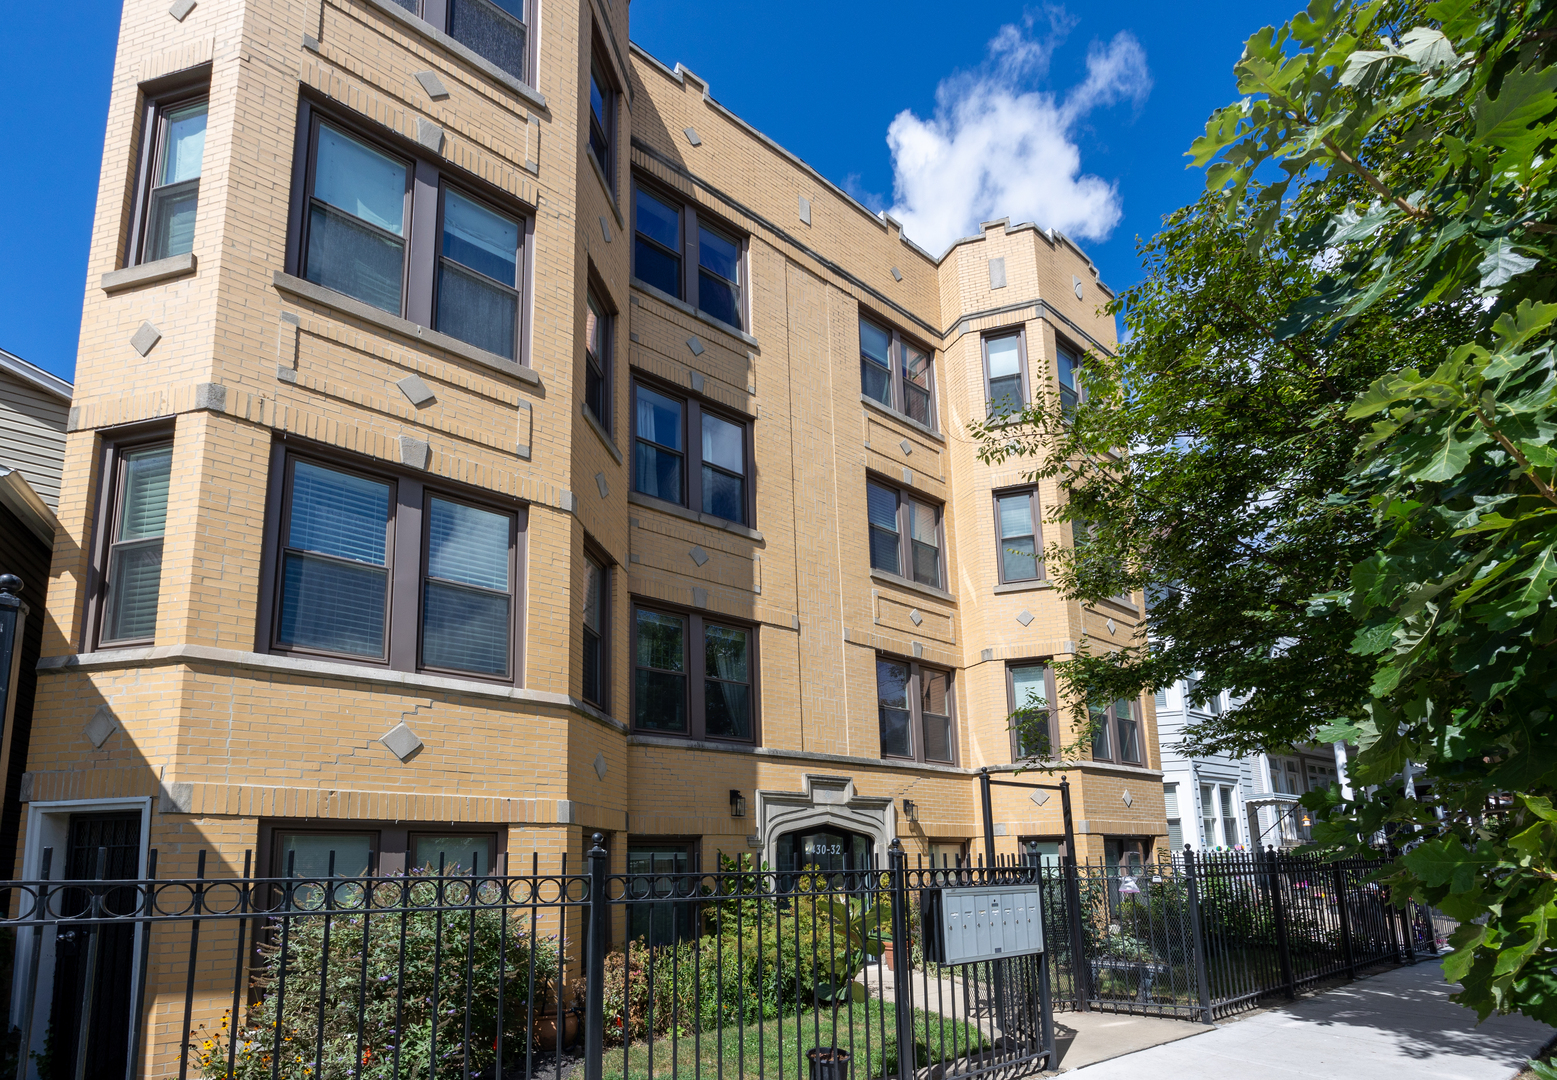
389, 0, 539, 90
587, 46, 617, 194
581, 547, 610, 710
629, 601, 761, 745
87, 426, 177, 651
630, 377, 756, 528
858, 314, 938, 431
991, 486, 1045, 585
874, 654, 958, 765
1005, 661, 1057, 762
127, 69, 211, 268
981, 328, 1030, 420
257, 439, 528, 684
584, 281, 614, 434
259, 821, 504, 878
865, 477, 946, 591
630, 178, 748, 333
284, 98, 535, 367
1055, 338, 1087, 417
1090, 696, 1144, 766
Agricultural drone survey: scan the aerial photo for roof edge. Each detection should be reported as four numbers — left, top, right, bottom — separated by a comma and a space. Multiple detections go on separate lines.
0, 348, 72, 402
0, 467, 60, 548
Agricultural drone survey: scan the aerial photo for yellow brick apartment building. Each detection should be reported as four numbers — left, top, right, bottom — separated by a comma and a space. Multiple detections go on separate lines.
17, 0, 1166, 1066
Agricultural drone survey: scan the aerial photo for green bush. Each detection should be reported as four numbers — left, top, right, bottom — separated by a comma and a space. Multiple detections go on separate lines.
190, 877, 559, 1080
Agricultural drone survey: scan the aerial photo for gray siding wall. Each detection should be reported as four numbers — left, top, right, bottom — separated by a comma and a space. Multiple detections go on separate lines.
0, 371, 68, 511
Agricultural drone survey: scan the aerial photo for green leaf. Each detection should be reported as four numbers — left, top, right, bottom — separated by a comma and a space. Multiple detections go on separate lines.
1478, 238, 1540, 290
1473, 65, 1557, 151
1402, 836, 1489, 892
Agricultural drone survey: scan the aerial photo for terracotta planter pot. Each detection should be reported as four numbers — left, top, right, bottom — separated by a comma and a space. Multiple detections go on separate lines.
534, 1008, 579, 1051
882, 941, 896, 971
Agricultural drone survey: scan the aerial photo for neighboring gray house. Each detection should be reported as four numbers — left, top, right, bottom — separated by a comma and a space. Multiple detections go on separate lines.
0, 348, 70, 883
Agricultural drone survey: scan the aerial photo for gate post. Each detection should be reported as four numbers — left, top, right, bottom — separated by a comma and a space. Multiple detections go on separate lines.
1399, 901, 1418, 965
1059, 778, 1090, 1011
1266, 847, 1296, 1000
1332, 862, 1356, 979
1182, 847, 1214, 1024
584, 834, 608, 1080
888, 839, 915, 1080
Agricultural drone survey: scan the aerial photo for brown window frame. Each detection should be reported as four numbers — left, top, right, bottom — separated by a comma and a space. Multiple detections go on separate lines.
384, 0, 538, 90
86, 424, 177, 651
126, 66, 211, 268
866, 477, 946, 591
992, 486, 1045, 585
257, 439, 528, 684
1056, 338, 1087, 417
1090, 697, 1143, 765
859, 314, 938, 432
874, 654, 958, 765
284, 98, 535, 367
981, 328, 1030, 419
259, 821, 504, 879
630, 377, 756, 528
581, 546, 610, 710
587, 45, 617, 193
584, 280, 614, 434
630, 601, 761, 745
1005, 660, 1057, 762
631, 178, 748, 332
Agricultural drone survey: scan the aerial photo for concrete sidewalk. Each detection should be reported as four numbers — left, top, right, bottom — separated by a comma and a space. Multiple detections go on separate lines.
1062, 962, 1553, 1079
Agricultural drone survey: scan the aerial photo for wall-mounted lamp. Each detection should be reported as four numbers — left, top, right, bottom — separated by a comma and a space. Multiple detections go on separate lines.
1300, 813, 1312, 827
902, 799, 918, 823
729, 790, 747, 818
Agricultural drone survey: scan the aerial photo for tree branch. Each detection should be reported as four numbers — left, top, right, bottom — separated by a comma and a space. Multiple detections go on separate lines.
1322, 137, 1430, 220
1476, 408, 1557, 506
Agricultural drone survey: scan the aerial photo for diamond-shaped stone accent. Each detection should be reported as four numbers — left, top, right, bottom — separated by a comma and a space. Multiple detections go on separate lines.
912, 642, 924, 658
416, 117, 445, 152
1107, 618, 1117, 636
596, 472, 609, 499
891, 267, 903, 282
396, 374, 435, 406
130, 322, 161, 356
414, 70, 450, 100
169, 0, 196, 19
684, 126, 702, 146
899, 439, 912, 456
380, 722, 423, 761
84, 706, 118, 749
690, 546, 709, 566
909, 609, 923, 626
1030, 790, 1051, 807
1016, 610, 1034, 627
1121, 789, 1134, 808
902, 468, 913, 485
594, 753, 608, 780
687, 337, 705, 357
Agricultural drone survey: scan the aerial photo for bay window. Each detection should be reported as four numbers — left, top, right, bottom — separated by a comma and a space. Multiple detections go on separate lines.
632, 182, 746, 332
96, 440, 174, 647
133, 94, 208, 265
388, 0, 535, 87
1091, 698, 1142, 765
993, 488, 1044, 583
1007, 662, 1055, 760
983, 331, 1026, 418
632, 381, 753, 527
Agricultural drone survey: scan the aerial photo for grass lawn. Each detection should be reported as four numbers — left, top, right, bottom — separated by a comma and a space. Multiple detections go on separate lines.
593, 1001, 990, 1080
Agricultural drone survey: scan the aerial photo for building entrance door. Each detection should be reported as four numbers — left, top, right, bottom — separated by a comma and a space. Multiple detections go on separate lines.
775, 826, 873, 872
46, 811, 141, 1080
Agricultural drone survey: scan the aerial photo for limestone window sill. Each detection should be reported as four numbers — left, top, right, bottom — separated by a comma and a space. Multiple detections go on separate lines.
272, 272, 541, 388
629, 277, 761, 350
993, 579, 1051, 595
100, 253, 197, 294
582, 403, 623, 464
627, 490, 763, 542
869, 569, 955, 604
859, 393, 945, 444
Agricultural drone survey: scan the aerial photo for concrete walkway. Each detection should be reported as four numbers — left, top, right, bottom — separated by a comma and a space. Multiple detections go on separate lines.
1062, 962, 1553, 1079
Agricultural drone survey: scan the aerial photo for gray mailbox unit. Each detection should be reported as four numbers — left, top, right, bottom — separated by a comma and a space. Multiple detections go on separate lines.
923, 883, 1044, 965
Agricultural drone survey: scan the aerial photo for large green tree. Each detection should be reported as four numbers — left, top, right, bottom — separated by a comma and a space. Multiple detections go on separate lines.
979, 0, 1557, 1025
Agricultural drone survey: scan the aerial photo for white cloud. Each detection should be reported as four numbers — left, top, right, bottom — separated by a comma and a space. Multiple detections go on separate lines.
883, 12, 1151, 257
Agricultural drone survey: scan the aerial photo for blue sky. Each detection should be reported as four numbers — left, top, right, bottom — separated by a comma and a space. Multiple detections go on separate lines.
0, 1, 1297, 383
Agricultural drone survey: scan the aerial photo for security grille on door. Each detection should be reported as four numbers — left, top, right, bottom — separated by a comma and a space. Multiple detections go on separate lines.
921, 883, 1044, 964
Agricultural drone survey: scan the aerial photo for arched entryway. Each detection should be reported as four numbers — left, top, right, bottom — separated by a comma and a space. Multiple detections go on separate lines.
774, 825, 875, 872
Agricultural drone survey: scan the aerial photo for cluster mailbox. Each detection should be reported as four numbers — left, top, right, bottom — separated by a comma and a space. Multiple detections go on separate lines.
920, 883, 1044, 965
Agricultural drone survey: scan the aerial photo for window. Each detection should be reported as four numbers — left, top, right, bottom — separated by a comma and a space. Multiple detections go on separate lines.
1219, 786, 1239, 846
290, 107, 530, 362
266, 446, 525, 680
867, 480, 942, 590
993, 488, 1043, 583
1165, 785, 1183, 851
626, 840, 697, 945
1090, 698, 1142, 764
585, 289, 612, 431
98, 442, 174, 646
632, 606, 757, 742
1200, 784, 1227, 848
269, 827, 499, 879
859, 316, 936, 429
582, 552, 607, 707
876, 656, 955, 764
1007, 662, 1054, 760
588, 54, 616, 190
1057, 343, 1084, 417
390, 0, 534, 86
632, 382, 753, 526
133, 95, 208, 264
983, 332, 1026, 418
632, 183, 745, 331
